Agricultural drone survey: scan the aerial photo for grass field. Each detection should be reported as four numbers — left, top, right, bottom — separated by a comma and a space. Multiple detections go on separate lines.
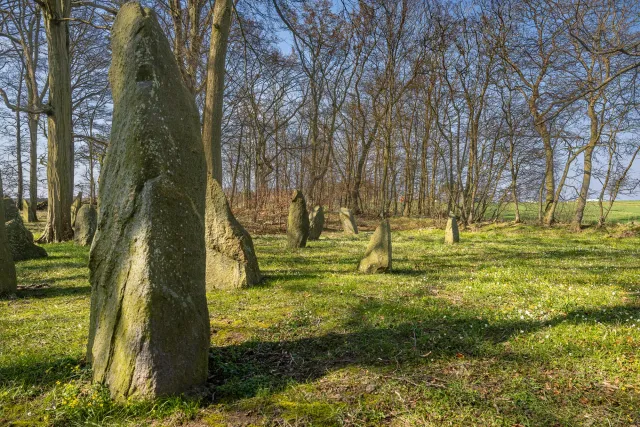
1, 213, 640, 425
495, 200, 640, 224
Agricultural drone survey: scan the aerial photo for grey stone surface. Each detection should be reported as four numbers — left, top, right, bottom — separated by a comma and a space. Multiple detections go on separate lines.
445, 214, 460, 244
74, 204, 97, 247
86, 3, 209, 401
358, 219, 392, 273
287, 190, 309, 248
5, 216, 47, 261
308, 205, 324, 241
3, 197, 19, 222
71, 192, 83, 227
0, 176, 17, 296
339, 207, 358, 235
205, 178, 261, 289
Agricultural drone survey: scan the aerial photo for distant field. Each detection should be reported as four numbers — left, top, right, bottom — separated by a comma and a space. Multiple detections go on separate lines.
494, 200, 640, 224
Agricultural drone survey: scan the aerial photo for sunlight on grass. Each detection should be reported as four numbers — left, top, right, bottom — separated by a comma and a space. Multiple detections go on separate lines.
1, 217, 640, 425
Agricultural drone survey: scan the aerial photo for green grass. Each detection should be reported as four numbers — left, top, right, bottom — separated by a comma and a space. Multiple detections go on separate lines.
495, 200, 640, 224
2, 220, 640, 426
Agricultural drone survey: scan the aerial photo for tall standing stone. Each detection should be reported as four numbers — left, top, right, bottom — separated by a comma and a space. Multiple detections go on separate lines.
87, 3, 209, 400
358, 219, 392, 273
205, 179, 261, 289
74, 204, 97, 247
339, 207, 358, 235
308, 205, 324, 241
287, 190, 309, 248
445, 214, 460, 244
0, 173, 17, 296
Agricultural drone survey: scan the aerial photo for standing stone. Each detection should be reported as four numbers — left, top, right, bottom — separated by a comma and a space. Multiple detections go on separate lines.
339, 207, 358, 235
3, 197, 19, 221
86, 3, 209, 401
358, 219, 392, 273
74, 204, 97, 247
20, 199, 30, 220
308, 205, 324, 240
6, 216, 48, 261
445, 214, 460, 244
0, 174, 17, 296
205, 179, 261, 289
71, 192, 83, 227
287, 190, 309, 248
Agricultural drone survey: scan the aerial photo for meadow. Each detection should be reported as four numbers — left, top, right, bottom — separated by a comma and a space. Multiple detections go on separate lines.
1, 206, 640, 426
495, 200, 640, 224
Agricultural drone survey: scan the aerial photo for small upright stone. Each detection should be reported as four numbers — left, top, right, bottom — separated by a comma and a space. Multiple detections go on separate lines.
308, 205, 324, 240
74, 204, 97, 247
445, 214, 460, 244
3, 197, 19, 221
0, 174, 17, 296
87, 3, 209, 401
339, 207, 358, 235
358, 219, 392, 273
6, 216, 48, 261
71, 192, 83, 226
20, 199, 31, 220
205, 179, 261, 290
287, 190, 309, 248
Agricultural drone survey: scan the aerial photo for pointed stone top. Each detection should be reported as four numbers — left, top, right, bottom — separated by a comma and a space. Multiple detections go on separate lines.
291, 190, 304, 202
110, 2, 189, 105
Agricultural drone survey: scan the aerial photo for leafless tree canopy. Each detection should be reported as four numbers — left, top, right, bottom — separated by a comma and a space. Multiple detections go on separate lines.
1, 0, 639, 229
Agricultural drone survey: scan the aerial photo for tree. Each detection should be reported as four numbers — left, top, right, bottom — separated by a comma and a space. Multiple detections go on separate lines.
37, 0, 74, 242
202, 0, 232, 185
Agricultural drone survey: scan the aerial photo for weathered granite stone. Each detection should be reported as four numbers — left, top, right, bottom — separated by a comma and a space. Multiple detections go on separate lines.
3, 197, 19, 221
86, 3, 209, 401
74, 204, 97, 247
5, 216, 47, 261
339, 207, 358, 235
445, 214, 460, 244
0, 174, 17, 296
205, 179, 261, 289
20, 199, 32, 221
71, 192, 83, 226
308, 205, 324, 240
287, 190, 309, 248
358, 219, 392, 273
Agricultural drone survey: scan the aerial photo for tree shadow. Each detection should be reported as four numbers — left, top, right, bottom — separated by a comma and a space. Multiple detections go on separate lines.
14, 282, 91, 299
0, 355, 85, 388
208, 299, 639, 404
18, 260, 87, 272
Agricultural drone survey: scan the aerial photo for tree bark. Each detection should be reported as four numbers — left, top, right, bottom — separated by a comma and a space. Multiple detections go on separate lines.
27, 113, 39, 222
573, 98, 601, 230
38, 0, 74, 242
202, 0, 232, 185
15, 73, 24, 210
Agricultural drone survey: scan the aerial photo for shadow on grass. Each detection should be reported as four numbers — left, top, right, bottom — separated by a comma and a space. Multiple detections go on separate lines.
0, 356, 85, 388
208, 300, 640, 405
15, 283, 90, 299
18, 260, 87, 272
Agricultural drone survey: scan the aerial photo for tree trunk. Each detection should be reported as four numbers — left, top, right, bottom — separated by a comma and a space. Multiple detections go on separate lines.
15, 75, 23, 210
202, 0, 232, 185
38, 0, 74, 242
572, 102, 599, 230
27, 114, 39, 222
